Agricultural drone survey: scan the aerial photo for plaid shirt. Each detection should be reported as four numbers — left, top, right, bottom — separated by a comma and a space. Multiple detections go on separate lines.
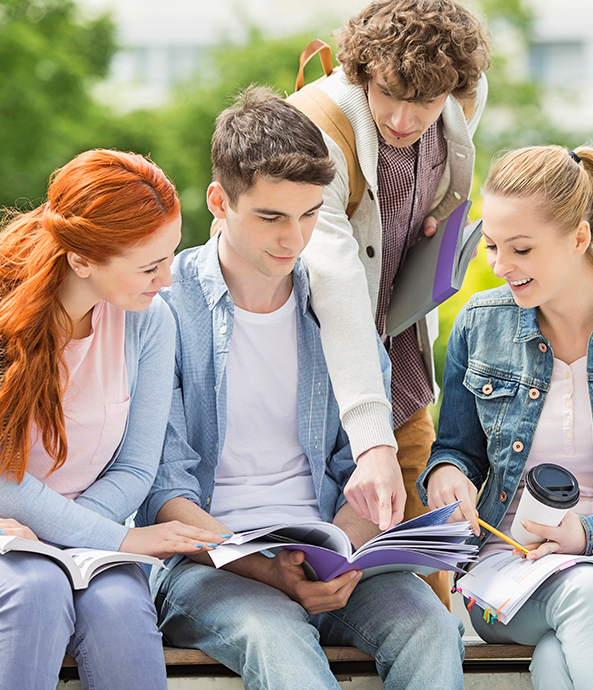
375, 118, 447, 428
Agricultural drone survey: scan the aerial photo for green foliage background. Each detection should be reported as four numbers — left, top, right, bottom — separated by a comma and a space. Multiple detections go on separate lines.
1, 0, 591, 392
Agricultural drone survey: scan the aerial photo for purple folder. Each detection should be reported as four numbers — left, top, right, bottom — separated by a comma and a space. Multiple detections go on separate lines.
385, 200, 482, 337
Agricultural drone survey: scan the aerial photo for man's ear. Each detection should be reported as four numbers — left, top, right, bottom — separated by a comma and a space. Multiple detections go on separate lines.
67, 252, 92, 278
207, 182, 228, 220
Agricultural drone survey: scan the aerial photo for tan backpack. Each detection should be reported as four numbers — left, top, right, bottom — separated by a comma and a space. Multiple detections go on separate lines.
286, 40, 365, 220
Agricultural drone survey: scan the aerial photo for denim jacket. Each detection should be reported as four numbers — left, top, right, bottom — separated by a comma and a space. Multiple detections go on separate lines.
137, 236, 391, 533
417, 285, 593, 557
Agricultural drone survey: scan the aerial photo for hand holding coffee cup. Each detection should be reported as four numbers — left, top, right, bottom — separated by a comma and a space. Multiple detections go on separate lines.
510, 463, 580, 547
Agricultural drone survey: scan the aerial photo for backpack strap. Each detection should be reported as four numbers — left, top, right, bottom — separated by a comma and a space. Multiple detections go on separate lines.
288, 40, 366, 220
294, 39, 334, 92
287, 83, 365, 219
460, 98, 476, 121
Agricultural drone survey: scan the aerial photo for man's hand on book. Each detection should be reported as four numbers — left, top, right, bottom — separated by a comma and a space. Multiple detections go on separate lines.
0, 518, 38, 541
426, 464, 480, 536
423, 216, 439, 237
516, 511, 587, 561
345, 445, 406, 531
267, 549, 362, 615
120, 521, 229, 559
423, 214, 479, 260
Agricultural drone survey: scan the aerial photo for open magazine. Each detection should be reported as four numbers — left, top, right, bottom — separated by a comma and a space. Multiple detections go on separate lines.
455, 550, 593, 624
210, 503, 478, 581
0, 535, 165, 590
386, 199, 483, 337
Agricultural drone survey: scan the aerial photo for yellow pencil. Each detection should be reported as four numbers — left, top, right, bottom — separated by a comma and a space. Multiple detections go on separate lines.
477, 518, 530, 555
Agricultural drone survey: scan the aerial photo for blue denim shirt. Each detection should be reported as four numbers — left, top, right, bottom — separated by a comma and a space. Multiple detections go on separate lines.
417, 285, 593, 557
137, 236, 391, 533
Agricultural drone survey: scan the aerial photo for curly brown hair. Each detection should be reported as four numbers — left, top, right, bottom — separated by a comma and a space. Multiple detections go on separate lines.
336, 0, 490, 104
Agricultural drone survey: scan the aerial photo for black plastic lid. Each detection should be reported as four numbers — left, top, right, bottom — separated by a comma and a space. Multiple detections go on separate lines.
525, 463, 580, 509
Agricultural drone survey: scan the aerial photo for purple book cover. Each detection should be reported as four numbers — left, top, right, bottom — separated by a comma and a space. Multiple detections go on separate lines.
282, 544, 465, 581
432, 199, 471, 302
385, 199, 478, 337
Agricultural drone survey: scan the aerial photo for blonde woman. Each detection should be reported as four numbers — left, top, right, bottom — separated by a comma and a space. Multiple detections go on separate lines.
421, 144, 593, 690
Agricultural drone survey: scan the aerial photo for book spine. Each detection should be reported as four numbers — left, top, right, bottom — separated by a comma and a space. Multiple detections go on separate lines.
432, 200, 470, 301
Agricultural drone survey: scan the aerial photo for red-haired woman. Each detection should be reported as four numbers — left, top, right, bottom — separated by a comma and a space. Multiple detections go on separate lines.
0, 149, 224, 690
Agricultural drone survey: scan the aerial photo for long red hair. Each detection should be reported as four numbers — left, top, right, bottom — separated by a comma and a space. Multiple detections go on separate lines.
0, 149, 180, 482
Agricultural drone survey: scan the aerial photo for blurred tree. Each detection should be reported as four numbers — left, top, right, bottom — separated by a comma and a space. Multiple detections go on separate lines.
472, 0, 582, 183
0, 0, 117, 208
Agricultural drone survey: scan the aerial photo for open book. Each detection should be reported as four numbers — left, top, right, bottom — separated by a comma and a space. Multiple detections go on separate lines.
210, 503, 478, 581
455, 550, 593, 624
0, 535, 165, 590
385, 199, 483, 337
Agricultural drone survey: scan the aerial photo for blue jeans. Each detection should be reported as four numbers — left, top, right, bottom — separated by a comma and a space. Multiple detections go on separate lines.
153, 558, 465, 690
470, 563, 593, 690
0, 552, 168, 690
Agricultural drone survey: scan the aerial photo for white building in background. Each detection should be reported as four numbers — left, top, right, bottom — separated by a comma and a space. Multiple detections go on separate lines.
77, 0, 593, 134
525, 0, 593, 134
77, 0, 367, 111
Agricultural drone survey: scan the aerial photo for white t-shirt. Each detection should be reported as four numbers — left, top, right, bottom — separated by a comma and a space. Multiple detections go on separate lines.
481, 355, 593, 557
211, 290, 321, 532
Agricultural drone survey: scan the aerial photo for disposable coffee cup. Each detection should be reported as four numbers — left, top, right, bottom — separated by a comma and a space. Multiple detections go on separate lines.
510, 463, 580, 546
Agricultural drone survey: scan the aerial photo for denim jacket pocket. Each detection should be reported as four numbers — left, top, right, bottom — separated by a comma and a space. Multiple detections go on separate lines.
463, 369, 519, 434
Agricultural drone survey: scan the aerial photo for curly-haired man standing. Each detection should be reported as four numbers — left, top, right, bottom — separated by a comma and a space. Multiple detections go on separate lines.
298, 0, 490, 608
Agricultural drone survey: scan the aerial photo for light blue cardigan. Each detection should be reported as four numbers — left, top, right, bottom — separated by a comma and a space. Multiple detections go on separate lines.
0, 295, 175, 550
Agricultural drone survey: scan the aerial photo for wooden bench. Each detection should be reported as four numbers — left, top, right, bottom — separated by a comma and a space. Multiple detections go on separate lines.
60, 642, 535, 680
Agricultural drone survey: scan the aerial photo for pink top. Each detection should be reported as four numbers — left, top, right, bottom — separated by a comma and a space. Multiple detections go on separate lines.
27, 301, 129, 499
482, 355, 593, 556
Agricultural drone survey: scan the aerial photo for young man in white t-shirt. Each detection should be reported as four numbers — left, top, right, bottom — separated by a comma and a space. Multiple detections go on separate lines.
137, 85, 464, 690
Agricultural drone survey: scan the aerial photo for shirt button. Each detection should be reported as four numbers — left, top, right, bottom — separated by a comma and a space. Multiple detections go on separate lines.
366, 246, 375, 258
566, 400, 573, 408
206, 496, 211, 506
225, 295, 231, 302
368, 189, 375, 201
513, 441, 524, 452
499, 491, 508, 502
538, 343, 548, 353
454, 191, 462, 200
480, 531, 486, 540
528, 388, 540, 399
482, 384, 493, 395
566, 416, 573, 424
565, 431, 573, 439
565, 372, 571, 379
565, 386, 572, 394
209, 297, 214, 306
220, 325, 227, 334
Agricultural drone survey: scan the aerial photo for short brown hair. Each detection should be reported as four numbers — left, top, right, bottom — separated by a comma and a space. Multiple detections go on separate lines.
336, 0, 490, 103
212, 85, 335, 205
